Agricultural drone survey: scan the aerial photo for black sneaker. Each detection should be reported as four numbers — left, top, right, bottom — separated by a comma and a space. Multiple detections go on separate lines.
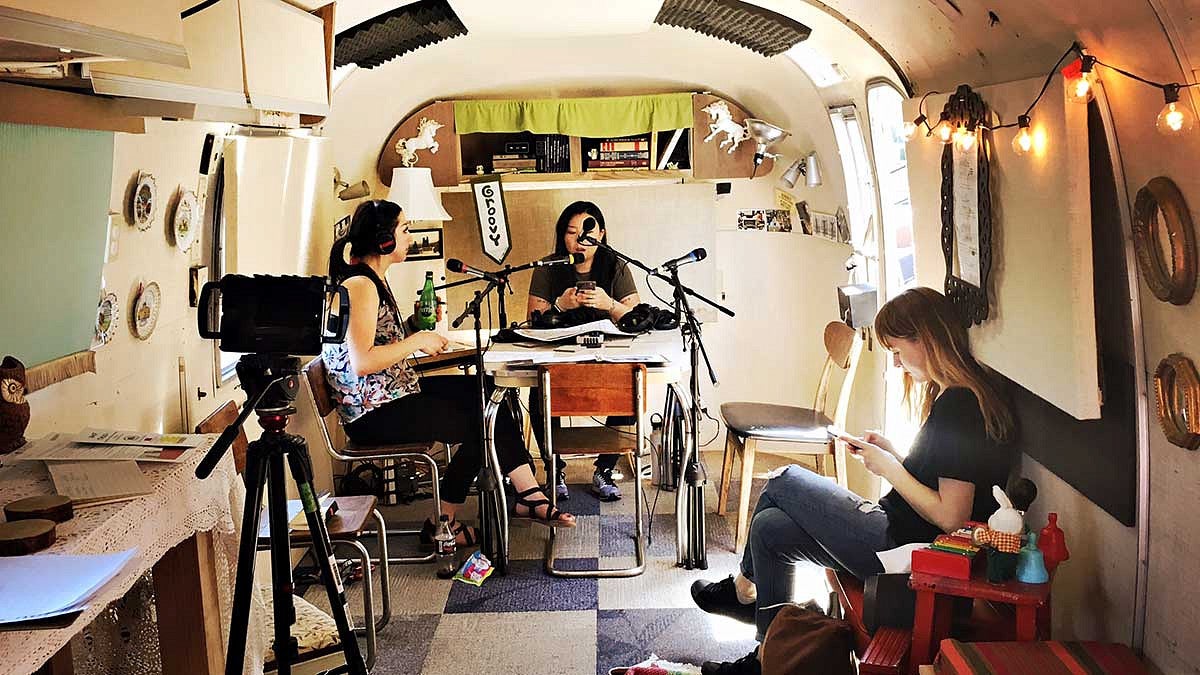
690, 576, 756, 625
701, 648, 760, 675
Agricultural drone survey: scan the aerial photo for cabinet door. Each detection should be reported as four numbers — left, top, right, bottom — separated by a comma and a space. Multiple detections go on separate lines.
378, 101, 461, 188
691, 94, 774, 180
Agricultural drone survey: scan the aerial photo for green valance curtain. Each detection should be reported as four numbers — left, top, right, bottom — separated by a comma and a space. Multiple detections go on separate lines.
454, 92, 693, 137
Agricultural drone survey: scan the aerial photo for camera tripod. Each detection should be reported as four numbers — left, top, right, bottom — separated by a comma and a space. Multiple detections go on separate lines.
195, 354, 368, 675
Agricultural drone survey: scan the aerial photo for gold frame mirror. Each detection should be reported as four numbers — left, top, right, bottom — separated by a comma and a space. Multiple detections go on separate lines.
1154, 353, 1200, 450
1133, 176, 1196, 305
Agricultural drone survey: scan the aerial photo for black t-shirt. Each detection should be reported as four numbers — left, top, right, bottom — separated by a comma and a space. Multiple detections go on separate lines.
878, 387, 1015, 545
528, 262, 637, 305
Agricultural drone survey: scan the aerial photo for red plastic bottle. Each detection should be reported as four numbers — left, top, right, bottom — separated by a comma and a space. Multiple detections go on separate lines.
1038, 512, 1070, 573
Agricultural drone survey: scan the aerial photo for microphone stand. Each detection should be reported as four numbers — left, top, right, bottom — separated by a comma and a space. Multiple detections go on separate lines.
580, 234, 733, 569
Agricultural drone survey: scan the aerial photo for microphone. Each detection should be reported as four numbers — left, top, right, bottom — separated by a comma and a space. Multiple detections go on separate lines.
653, 247, 707, 274
579, 217, 600, 244
535, 252, 585, 267
446, 258, 500, 281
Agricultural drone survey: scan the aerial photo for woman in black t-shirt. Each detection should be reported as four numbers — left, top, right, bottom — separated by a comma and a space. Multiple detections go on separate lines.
691, 287, 1015, 674
527, 201, 641, 501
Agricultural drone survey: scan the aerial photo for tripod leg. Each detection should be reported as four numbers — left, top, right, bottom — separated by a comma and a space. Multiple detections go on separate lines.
283, 435, 368, 675
267, 453, 298, 675
224, 449, 267, 675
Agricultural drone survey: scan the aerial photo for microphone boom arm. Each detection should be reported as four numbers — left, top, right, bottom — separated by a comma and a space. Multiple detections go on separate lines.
579, 235, 734, 318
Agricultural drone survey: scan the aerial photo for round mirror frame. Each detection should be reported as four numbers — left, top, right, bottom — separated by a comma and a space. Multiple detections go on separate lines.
1154, 353, 1200, 450
1132, 176, 1196, 305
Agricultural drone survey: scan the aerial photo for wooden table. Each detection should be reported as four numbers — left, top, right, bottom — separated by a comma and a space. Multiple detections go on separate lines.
1, 439, 249, 675
908, 570, 1052, 672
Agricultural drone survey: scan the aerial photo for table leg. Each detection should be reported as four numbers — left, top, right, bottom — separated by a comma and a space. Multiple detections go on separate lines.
153, 531, 225, 675
909, 590, 953, 672
1015, 605, 1038, 641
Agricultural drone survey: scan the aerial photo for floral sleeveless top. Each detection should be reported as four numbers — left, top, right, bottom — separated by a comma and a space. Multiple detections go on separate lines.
323, 298, 421, 424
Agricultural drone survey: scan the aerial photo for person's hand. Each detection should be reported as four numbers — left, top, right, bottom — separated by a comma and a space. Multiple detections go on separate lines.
578, 286, 615, 312
411, 331, 449, 355
556, 287, 581, 311
861, 430, 897, 458
838, 433, 901, 478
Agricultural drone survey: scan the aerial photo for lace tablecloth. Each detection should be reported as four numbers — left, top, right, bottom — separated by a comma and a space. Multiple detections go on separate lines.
0, 440, 266, 675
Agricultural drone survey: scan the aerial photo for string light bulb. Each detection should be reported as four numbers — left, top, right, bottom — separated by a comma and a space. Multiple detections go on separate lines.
902, 114, 927, 142
1065, 55, 1098, 104
932, 113, 955, 144
1156, 84, 1195, 136
1012, 115, 1034, 155
953, 124, 977, 152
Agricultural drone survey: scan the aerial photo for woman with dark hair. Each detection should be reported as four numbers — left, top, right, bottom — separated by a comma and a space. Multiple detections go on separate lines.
690, 287, 1016, 675
324, 200, 575, 547
526, 201, 640, 501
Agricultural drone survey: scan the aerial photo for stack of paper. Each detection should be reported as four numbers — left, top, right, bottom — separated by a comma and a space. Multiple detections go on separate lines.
0, 550, 137, 628
11, 430, 201, 464
47, 461, 152, 507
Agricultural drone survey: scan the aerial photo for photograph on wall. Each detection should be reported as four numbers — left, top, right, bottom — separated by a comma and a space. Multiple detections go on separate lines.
406, 228, 444, 261
795, 200, 813, 235
737, 209, 792, 232
334, 215, 351, 239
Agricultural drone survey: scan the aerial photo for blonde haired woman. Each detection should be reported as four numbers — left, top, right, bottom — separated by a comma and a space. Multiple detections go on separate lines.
691, 287, 1016, 675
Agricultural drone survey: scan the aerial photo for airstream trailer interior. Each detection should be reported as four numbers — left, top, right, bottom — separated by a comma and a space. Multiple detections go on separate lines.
1, 1, 1198, 673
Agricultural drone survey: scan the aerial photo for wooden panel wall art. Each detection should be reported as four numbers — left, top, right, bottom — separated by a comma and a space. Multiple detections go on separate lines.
939, 84, 993, 325
1132, 176, 1196, 305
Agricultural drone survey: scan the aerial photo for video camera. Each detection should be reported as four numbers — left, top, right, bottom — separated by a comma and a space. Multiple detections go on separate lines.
197, 274, 349, 411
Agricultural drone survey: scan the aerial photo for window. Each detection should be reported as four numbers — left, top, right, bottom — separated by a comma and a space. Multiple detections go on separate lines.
866, 82, 916, 298
204, 151, 240, 385
866, 82, 919, 453
828, 105, 877, 281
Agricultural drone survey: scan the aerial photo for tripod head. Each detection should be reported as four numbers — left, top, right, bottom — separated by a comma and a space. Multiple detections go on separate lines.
236, 353, 301, 416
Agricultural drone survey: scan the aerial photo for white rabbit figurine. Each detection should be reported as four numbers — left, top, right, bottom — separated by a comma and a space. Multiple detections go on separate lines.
987, 484, 1024, 534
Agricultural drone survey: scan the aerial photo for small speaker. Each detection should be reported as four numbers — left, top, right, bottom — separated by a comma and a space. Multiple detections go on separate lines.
716, 182, 732, 195
838, 284, 878, 329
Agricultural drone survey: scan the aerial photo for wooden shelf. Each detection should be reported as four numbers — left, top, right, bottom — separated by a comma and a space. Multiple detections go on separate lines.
437, 169, 693, 192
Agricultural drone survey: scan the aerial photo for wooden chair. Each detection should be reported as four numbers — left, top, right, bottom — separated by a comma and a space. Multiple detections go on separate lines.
301, 356, 443, 565
195, 399, 248, 475
539, 363, 647, 578
718, 321, 865, 552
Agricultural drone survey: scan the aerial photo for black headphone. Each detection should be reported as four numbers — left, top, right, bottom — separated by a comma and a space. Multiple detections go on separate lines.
617, 304, 658, 334
369, 201, 398, 255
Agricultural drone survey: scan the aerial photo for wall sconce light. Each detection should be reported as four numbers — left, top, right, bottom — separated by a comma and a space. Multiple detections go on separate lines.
333, 168, 371, 201
744, 118, 791, 178
387, 167, 452, 222
780, 151, 823, 189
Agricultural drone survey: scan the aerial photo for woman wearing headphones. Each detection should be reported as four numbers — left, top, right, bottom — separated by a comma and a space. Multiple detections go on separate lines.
526, 201, 640, 502
325, 200, 576, 547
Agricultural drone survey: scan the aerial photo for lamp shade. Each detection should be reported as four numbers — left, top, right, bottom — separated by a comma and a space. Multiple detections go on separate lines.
387, 167, 451, 221
804, 151, 822, 187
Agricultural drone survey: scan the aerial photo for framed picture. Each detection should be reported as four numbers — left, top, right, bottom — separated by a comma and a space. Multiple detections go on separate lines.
334, 215, 351, 239
406, 227, 444, 261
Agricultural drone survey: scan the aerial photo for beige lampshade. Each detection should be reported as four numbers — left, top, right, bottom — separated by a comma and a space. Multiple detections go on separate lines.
387, 167, 451, 221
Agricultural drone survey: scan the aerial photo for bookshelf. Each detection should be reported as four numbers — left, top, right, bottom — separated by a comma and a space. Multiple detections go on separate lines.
378, 94, 770, 189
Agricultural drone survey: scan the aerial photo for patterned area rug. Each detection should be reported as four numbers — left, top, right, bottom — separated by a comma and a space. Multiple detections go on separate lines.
299, 460, 783, 674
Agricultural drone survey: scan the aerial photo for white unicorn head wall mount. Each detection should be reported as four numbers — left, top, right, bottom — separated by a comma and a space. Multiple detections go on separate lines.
701, 100, 749, 154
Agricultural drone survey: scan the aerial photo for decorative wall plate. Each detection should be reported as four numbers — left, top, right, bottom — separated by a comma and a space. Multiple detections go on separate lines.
1154, 353, 1200, 450
172, 189, 199, 252
1132, 176, 1196, 305
130, 171, 157, 231
95, 292, 119, 345
131, 282, 161, 340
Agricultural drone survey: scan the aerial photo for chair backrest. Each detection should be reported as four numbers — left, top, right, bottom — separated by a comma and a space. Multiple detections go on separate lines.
538, 363, 647, 417
196, 399, 248, 474
302, 356, 343, 459
813, 321, 865, 428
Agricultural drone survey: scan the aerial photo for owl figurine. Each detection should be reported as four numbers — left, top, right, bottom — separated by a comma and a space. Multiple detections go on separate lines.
0, 355, 31, 454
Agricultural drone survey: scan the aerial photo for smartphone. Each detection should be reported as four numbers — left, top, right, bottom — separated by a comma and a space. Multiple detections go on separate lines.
826, 425, 866, 452
575, 280, 596, 292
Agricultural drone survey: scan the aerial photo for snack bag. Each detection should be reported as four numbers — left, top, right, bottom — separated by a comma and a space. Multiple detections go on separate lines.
453, 550, 495, 586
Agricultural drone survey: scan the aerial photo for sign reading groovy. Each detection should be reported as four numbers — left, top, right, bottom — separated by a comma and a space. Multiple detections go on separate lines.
470, 174, 512, 264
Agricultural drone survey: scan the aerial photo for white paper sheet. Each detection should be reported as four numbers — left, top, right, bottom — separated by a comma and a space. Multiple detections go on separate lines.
0, 550, 138, 624
512, 319, 631, 342
74, 428, 205, 448
13, 433, 193, 463
875, 542, 929, 574
47, 460, 152, 506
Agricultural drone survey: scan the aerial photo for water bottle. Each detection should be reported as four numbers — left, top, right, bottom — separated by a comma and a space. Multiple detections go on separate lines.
418, 271, 437, 331
434, 514, 457, 579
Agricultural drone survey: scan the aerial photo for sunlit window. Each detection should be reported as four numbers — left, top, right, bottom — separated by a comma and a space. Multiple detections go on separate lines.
828, 105, 876, 273
784, 44, 848, 88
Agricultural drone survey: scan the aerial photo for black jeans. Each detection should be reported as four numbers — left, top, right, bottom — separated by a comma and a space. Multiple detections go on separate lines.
344, 375, 530, 503
527, 384, 631, 475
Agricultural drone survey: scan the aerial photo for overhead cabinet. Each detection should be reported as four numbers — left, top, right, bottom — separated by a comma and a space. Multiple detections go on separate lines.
0, 1, 188, 67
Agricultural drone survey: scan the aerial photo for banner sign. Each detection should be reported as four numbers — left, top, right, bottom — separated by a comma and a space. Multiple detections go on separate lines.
470, 174, 512, 264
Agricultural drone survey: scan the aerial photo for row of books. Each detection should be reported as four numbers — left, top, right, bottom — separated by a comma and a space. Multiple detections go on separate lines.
535, 134, 571, 173
584, 135, 652, 170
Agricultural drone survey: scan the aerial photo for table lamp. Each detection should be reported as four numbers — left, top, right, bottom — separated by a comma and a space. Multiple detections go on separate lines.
387, 167, 452, 221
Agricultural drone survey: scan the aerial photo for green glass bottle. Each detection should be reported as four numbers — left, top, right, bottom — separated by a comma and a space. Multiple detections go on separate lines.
418, 271, 437, 330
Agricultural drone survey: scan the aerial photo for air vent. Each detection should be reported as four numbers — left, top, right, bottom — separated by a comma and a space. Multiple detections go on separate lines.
335, 0, 467, 69
654, 0, 810, 57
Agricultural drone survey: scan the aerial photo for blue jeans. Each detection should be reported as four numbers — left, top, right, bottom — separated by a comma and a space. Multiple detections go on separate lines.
740, 465, 893, 639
